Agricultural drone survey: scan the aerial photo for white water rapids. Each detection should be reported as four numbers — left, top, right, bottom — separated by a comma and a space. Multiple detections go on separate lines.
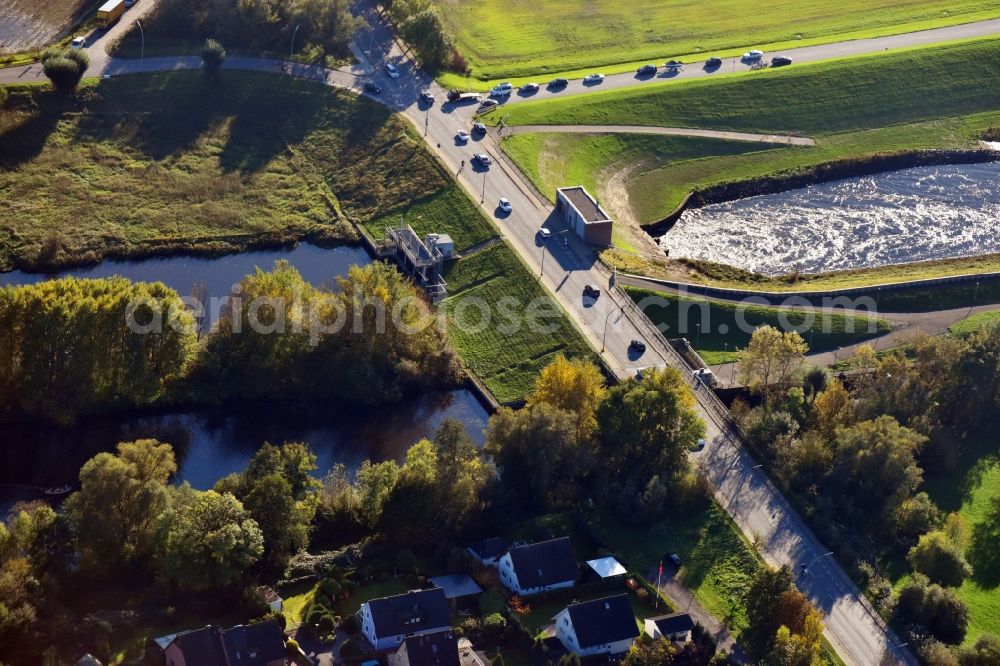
659, 162, 1000, 275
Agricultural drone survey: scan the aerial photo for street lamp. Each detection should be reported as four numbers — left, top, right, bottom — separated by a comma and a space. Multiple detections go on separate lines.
602, 306, 623, 352
290, 24, 300, 58
695, 322, 702, 346
135, 20, 144, 62
801, 551, 833, 574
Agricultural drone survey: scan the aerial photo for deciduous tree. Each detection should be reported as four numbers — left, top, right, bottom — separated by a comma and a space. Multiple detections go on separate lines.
739, 327, 808, 408
529, 355, 607, 441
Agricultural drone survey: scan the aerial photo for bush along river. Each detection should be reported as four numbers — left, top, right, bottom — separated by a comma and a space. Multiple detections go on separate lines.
0, 243, 490, 512
659, 161, 1000, 276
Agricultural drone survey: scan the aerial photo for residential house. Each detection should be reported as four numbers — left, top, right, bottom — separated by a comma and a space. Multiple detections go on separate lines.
388, 630, 459, 666
429, 574, 484, 613
359, 588, 452, 652
554, 594, 639, 658
467, 538, 508, 567
497, 537, 577, 597
644, 612, 694, 643
150, 619, 286, 666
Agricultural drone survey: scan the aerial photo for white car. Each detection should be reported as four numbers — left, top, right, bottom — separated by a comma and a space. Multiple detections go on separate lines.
498, 197, 512, 213
473, 153, 491, 166
70, 36, 85, 49
583, 73, 605, 84
490, 82, 513, 96
538, 228, 552, 239
384, 62, 400, 79
455, 130, 470, 142
743, 50, 764, 60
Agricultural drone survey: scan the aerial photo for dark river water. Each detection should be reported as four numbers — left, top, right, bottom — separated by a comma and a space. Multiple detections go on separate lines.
660, 162, 1000, 275
0, 244, 490, 513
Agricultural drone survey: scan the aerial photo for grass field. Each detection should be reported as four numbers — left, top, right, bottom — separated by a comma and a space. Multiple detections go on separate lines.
0, 71, 474, 271
436, 0, 1000, 83
441, 244, 595, 402
625, 287, 890, 364
363, 186, 497, 251
949, 311, 1000, 336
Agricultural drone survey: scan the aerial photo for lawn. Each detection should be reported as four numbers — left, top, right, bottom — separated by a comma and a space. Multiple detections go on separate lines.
625, 287, 890, 365
949, 311, 1000, 336
0, 71, 463, 271
282, 577, 412, 625
435, 0, 1000, 83
589, 503, 762, 630
363, 185, 497, 252
441, 243, 595, 403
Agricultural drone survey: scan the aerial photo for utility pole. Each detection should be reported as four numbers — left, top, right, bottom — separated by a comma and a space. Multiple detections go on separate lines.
135, 20, 144, 63
290, 24, 300, 58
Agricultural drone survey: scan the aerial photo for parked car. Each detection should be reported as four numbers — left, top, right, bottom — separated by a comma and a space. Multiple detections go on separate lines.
668, 553, 682, 568
363, 82, 382, 95
70, 36, 86, 49
419, 91, 434, 104
548, 77, 569, 88
583, 73, 605, 84
583, 284, 601, 298
473, 153, 491, 166
705, 56, 722, 68
498, 197, 512, 213
455, 130, 471, 142
472, 122, 487, 134
771, 56, 793, 67
490, 82, 513, 96
636, 64, 657, 76
742, 50, 764, 60
693, 368, 719, 387
384, 62, 400, 79
520, 82, 540, 93
629, 339, 646, 354
663, 60, 682, 70
446, 89, 461, 102
478, 99, 499, 112
538, 227, 552, 239
693, 438, 706, 451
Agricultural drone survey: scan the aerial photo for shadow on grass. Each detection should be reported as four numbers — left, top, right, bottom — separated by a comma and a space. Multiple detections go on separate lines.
970, 494, 1000, 588
0, 88, 76, 168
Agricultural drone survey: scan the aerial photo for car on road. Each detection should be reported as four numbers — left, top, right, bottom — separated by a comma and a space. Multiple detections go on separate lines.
472, 153, 491, 166
705, 56, 722, 68
583, 284, 601, 298
70, 36, 86, 49
477, 99, 499, 113
538, 228, 552, 239
668, 553, 682, 568
519, 82, 540, 94
363, 82, 382, 95
583, 73, 605, 84
693, 368, 719, 387
498, 197, 512, 213
472, 122, 487, 134
490, 82, 513, 96
693, 438, 706, 451
548, 77, 568, 88
663, 60, 682, 70
771, 56, 793, 67
419, 91, 434, 104
384, 62, 400, 79
742, 49, 764, 61
446, 89, 461, 102
455, 130, 471, 142
629, 339, 646, 354
636, 64, 657, 76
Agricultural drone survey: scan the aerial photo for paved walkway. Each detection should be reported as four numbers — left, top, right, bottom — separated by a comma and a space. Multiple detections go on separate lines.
510, 124, 816, 146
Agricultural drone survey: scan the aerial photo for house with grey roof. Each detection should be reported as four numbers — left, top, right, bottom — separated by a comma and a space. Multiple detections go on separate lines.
497, 537, 577, 597
554, 594, 639, 657
644, 612, 694, 643
358, 588, 452, 652
149, 619, 285, 666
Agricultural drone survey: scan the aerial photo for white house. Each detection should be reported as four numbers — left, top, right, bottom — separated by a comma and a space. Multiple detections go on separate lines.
498, 537, 577, 596
387, 629, 459, 666
644, 612, 694, 643
554, 594, 639, 657
359, 588, 452, 652
467, 537, 508, 567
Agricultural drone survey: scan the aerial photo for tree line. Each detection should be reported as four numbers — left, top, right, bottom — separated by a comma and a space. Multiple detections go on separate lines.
734, 324, 1000, 664
0, 261, 460, 422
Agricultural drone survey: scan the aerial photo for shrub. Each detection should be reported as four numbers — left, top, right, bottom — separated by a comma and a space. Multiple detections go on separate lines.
482, 612, 507, 639
316, 614, 335, 633
319, 577, 342, 598
41, 48, 88, 92
285, 638, 299, 651
339, 638, 363, 659
896, 575, 969, 645
908, 531, 973, 587
341, 615, 359, 635
201, 39, 226, 76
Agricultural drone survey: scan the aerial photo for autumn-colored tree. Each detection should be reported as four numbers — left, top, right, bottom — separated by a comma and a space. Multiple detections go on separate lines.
739, 327, 808, 408
808, 379, 853, 437
528, 355, 607, 441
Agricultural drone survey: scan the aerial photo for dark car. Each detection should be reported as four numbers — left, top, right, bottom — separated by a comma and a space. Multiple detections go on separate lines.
629, 339, 646, 354
420, 91, 434, 104
583, 284, 601, 299
548, 77, 568, 88
636, 64, 657, 76
446, 89, 461, 102
771, 56, 793, 67
363, 82, 382, 95
472, 122, 487, 134
705, 57, 722, 68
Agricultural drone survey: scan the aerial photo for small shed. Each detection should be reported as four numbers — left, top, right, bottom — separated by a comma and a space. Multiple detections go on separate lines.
429, 574, 484, 613
467, 537, 508, 566
644, 612, 694, 643
556, 186, 613, 246
257, 585, 283, 613
586, 556, 627, 580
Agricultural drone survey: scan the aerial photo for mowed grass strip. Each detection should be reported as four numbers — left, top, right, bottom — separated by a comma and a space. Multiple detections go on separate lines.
949, 311, 1000, 336
441, 244, 594, 403
0, 71, 457, 271
626, 287, 890, 364
490, 38, 1000, 135
363, 185, 496, 250
438, 0, 1000, 81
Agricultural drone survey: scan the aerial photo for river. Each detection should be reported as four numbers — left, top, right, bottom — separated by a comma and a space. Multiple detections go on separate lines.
0, 244, 490, 513
659, 162, 1000, 275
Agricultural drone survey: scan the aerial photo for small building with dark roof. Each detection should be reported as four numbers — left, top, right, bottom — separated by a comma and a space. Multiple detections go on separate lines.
429, 574, 484, 612
554, 594, 639, 657
359, 588, 452, 652
388, 630, 460, 666
556, 186, 613, 246
644, 612, 694, 643
498, 537, 578, 597
467, 537, 508, 566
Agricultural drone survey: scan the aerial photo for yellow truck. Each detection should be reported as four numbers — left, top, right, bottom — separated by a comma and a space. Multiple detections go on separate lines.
96, 0, 125, 28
